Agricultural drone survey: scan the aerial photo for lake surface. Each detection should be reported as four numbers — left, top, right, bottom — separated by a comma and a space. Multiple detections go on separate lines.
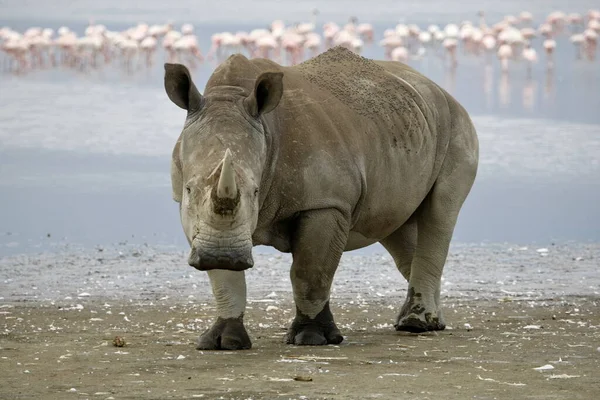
1, 0, 599, 257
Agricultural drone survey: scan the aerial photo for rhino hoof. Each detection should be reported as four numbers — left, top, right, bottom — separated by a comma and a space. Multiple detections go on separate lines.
196, 316, 252, 350
395, 313, 446, 333
286, 302, 344, 346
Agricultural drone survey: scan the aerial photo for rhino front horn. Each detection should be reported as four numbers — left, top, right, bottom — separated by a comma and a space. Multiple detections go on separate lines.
217, 148, 237, 199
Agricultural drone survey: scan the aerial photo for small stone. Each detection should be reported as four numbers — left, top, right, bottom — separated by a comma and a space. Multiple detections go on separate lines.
293, 376, 313, 382
112, 336, 126, 347
177, 355, 186, 360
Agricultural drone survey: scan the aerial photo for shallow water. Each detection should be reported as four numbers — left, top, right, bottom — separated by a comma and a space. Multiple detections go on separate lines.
1, 241, 599, 302
1, 1, 599, 257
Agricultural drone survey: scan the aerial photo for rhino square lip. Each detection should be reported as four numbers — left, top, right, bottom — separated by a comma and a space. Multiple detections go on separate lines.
187, 252, 254, 271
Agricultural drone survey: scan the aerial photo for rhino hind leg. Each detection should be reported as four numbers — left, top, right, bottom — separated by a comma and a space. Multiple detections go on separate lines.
286, 209, 349, 346
380, 214, 418, 282
197, 316, 252, 350
389, 148, 477, 333
381, 217, 445, 332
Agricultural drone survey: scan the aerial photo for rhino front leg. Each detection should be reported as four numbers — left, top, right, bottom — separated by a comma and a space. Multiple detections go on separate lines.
286, 209, 349, 346
197, 270, 251, 350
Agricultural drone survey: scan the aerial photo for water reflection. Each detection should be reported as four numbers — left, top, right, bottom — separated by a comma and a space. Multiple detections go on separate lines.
522, 77, 536, 111
498, 71, 511, 108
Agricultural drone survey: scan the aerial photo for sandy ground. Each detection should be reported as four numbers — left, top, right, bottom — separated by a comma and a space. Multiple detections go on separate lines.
1, 243, 599, 399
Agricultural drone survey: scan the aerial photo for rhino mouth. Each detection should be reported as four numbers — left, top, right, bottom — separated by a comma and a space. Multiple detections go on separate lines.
188, 236, 254, 271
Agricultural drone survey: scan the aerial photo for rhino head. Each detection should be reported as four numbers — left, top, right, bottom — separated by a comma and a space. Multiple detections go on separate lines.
164, 61, 283, 271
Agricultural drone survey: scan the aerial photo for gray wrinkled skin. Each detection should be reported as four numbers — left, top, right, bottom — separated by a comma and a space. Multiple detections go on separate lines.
164, 46, 479, 350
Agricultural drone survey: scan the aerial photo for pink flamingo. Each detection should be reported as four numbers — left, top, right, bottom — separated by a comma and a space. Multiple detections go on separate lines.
390, 46, 409, 62
570, 33, 585, 59
379, 34, 403, 59
543, 38, 556, 69
481, 34, 497, 63
322, 22, 340, 49
303, 32, 322, 58
522, 43, 537, 77
357, 22, 374, 43
443, 37, 458, 67
281, 30, 304, 65
254, 33, 278, 60
205, 33, 224, 61
497, 43, 513, 73
140, 36, 157, 65
162, 30, 182, 62
583, 29, 598, 60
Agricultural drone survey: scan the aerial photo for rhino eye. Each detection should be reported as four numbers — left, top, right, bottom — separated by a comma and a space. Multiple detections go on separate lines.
254, 188, 259, 197
186, 186, 191, 195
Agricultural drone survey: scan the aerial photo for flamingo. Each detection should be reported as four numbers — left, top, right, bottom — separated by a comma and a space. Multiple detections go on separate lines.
254, 33, 278, 60
543, 38, 556, 69
583, 29, 598, 60
280, 30, 304, 65
443, 38, 458, 67
481, 34, 497, 63
322, 22, 340, 49
357, 22, 375, 43
140, 36, 157, 65
522, 43, 537, 77
497, 43, 513, 73
173, 33, 204, 65
390, 46, 408, 62
303, 32, 322, 58
162, 30, 182, 62
570, 33, 585, 59
379, 35, 403, 59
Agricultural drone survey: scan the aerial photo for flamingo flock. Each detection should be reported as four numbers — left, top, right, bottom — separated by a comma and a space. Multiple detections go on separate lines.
377, 9, 599, 73
1, 8, 599, 78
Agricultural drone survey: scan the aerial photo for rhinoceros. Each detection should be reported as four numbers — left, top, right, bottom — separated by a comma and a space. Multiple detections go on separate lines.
164, 46, 478, 350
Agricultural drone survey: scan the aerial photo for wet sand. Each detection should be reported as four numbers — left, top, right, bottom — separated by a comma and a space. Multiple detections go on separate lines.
1, 243, 599, 399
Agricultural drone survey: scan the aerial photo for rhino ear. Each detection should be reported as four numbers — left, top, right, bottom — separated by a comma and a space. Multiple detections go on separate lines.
164, 63, 204, 112
244, 71, 283, 118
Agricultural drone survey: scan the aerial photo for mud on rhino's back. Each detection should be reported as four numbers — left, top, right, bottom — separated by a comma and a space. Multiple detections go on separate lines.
291, 46, 429, 135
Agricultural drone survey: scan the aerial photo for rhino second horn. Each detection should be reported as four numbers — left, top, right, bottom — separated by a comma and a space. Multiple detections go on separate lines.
217, 148, 238, 199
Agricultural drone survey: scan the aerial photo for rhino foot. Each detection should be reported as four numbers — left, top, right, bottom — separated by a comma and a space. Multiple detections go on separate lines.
286, 302, 344, 346
395, 288, 445, 333
395, 312, 445, 333
197, 316, 251, 350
